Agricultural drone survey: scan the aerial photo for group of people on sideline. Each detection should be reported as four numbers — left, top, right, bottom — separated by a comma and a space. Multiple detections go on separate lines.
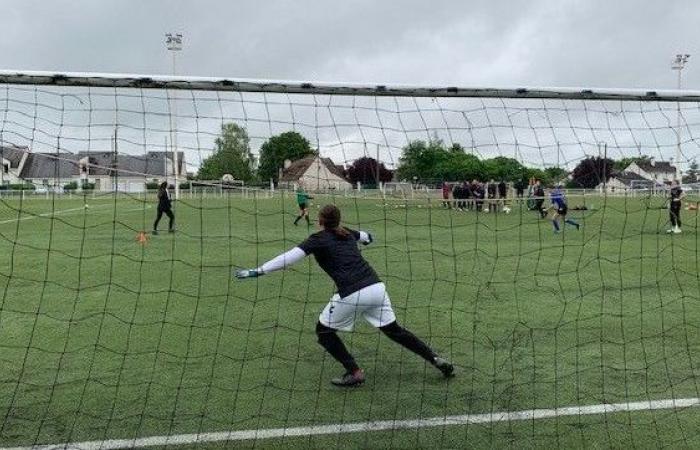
441, 178, 579, 233
442, 179, 508, 212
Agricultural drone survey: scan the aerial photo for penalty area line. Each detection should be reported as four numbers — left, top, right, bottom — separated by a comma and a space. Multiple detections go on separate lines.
2, 397, 699, 450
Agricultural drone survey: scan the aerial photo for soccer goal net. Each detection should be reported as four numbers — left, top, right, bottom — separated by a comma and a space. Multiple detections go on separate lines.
0, 70, 699, 449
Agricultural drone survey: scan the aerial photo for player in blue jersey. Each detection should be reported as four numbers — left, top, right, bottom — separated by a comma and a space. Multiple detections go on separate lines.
550, 184, 580, 232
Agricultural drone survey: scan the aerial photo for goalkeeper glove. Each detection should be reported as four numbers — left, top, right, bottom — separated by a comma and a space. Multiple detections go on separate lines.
235, 268, 262, 279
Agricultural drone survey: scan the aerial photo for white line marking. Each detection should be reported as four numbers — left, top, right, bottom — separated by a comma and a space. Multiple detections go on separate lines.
0, 205, 103, 225
2, 397, 698, 450
0, 204, 150, 225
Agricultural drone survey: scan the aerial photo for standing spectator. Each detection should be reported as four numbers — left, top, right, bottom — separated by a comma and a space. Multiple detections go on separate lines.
498, 180, 508, 210
462, 181, 471, 210
473, 180, 485, 212
462, 181, 472, 210
487, 179, 497, 213
533, 179, 546, 218
451, 182, 462, 211
515, 179, 525, 198
441, 182, 452, 209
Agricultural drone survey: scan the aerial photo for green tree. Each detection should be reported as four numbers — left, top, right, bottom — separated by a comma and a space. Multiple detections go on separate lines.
570, 156, 614, 188
439, 151, 483, 181
543, 167, 569, 185
258, 131, 314, 183
396, 140, 450, 181
346, 157, 393, 186
683, 158, 699, 184
198, 123, 255, 182
482, 157, 527, 182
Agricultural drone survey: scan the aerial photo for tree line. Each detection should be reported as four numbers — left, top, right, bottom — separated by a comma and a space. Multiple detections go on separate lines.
196, 122, 696, 188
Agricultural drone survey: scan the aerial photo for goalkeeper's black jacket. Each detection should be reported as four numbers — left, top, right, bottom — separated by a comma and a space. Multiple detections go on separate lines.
299, 228, 380, 298
158, 189, 172, 210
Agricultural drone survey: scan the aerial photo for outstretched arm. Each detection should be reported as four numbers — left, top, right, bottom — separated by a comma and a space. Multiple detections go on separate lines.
235, 247, 307, 279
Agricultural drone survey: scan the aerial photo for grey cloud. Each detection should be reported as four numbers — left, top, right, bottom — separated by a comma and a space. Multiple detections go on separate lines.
1, 0, 699, 173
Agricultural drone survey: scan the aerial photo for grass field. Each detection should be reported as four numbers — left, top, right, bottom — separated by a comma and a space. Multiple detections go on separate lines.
0, 192, 699, 449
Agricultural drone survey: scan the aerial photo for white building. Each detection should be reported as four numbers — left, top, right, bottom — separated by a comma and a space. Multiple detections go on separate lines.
3, 147, 185, 192
595, 171, 653, 193
625, 160, 676, 184
1, 145, 29, 185
279, 156, 351, 191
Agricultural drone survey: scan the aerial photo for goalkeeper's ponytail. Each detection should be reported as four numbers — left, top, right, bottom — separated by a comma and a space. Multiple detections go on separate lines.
319, 204, 350, 239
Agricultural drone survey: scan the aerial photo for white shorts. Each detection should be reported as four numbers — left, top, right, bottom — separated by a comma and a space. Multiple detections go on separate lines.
319, 282, 396, 331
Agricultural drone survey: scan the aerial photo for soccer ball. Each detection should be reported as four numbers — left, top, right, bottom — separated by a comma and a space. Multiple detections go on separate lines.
502, 206, 511, 214
84, 204, 89, 209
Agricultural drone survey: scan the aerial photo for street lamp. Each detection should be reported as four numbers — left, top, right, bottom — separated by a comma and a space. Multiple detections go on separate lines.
165, 32, 183, 199
672, 53, 690, 183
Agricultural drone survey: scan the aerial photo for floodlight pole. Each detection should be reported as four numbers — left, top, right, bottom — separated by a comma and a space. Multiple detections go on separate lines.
166, 33, 183, 199
376, 144, 380, 189
672, 53, 690, 183
598, 141, 608, 192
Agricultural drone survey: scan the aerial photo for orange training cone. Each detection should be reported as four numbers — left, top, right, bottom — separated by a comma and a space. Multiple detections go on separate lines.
136, 231, 149, 245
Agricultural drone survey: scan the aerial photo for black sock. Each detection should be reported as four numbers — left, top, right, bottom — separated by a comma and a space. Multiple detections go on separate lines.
294, 215, 301, 225
305, 215, 310, 224
316, 322, 359, 372
380, 322, 436, 363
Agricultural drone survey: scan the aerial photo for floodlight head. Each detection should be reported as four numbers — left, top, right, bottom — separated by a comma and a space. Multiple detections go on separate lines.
165, 33, 183, 51
672, 53, 690, 70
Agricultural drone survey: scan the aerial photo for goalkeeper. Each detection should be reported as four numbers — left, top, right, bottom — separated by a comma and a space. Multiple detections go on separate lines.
293, 183, 313, 226
236, 204, 454, 387
667, 180, 684, 234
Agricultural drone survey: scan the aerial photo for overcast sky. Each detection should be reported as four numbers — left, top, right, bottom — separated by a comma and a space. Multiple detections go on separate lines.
2, 0, 698, 89
2, 0, 700, 172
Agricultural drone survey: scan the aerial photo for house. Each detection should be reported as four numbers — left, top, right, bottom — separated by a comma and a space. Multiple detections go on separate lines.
595, 171, 654, 192
71, 151, 186, 192
13, 149, 185, 192
0, 145, 30, 184
625, 160, 676, 184
279, 156, 351, 191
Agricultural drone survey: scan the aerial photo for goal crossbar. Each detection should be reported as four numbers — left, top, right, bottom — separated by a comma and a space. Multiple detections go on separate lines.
2, 69, 700, 101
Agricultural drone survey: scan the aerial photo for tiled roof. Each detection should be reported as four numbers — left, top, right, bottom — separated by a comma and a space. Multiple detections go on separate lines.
634, 161, 675, 173
279, 157, 314, 182
610, 170, 650, 186
279, 156, 347, 182
19, 151, 185, 179
0, 145, 28, 168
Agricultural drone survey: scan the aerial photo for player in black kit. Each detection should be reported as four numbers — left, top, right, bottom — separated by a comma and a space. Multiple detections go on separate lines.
235, 204, 454, 386
667, 180, 684, 234
153, 181, 175, 235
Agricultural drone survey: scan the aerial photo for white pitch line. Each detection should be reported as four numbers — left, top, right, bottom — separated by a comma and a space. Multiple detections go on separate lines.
0, 205, 105, 225
2, 397, 699, 450
0, 204, 151, 225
